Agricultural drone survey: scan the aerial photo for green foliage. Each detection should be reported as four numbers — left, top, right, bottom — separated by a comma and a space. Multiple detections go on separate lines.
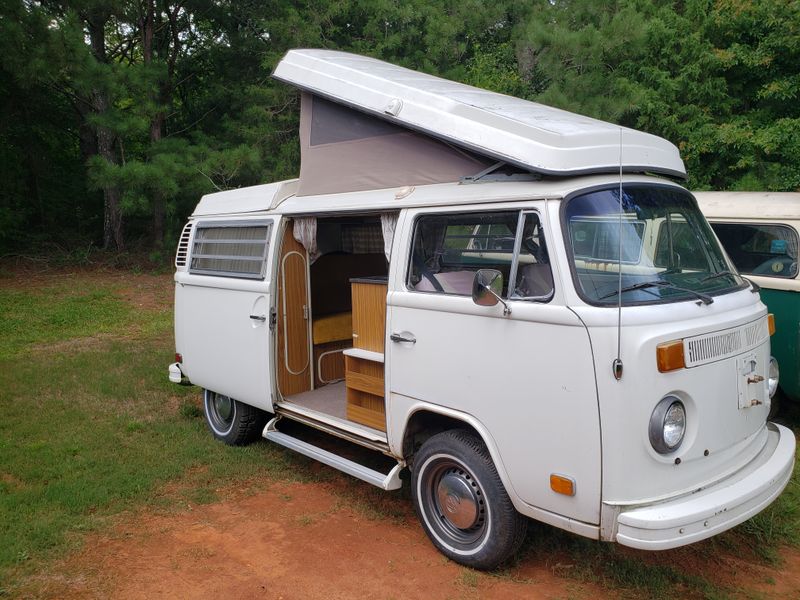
515, 0, 800, 191
0, 0, 798, 255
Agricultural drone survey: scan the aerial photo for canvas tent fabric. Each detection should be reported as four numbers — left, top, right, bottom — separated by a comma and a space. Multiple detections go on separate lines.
274, 49, 686, 179
296, 93, 493, 196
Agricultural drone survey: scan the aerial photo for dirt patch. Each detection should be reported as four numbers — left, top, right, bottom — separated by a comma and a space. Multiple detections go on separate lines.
11, 475, 800, 600
731, 547, 800, 598
114, 273, 173, 312
21, 481, 608, 600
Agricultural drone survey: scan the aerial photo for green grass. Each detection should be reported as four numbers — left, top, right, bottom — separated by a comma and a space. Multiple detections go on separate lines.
0, 277, 302, 592
0, 283, 131, 359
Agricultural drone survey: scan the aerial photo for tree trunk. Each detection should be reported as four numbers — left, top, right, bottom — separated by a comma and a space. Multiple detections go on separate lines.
97, 124, 124, 250
144, 0, 166, 249
87, 9, 124, 251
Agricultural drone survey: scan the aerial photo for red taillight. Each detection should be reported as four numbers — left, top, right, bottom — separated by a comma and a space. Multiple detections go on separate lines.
175, 353, 183, 363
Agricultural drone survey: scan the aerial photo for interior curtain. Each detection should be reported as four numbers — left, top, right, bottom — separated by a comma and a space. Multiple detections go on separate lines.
293, 217, 319, 263
381, 212, 400, 261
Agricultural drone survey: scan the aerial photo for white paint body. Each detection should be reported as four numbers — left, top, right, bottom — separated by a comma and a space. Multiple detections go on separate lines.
173, 175, 795, 551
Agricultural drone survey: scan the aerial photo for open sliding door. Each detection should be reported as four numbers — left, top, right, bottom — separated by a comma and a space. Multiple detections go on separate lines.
276, 220, 313, 397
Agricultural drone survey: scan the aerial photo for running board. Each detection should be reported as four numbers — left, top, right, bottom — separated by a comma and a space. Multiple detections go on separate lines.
263, 418, 404, 491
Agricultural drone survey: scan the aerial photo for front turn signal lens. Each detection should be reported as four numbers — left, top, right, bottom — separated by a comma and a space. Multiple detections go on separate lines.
550, 474, 576, 496
657, 340, 685, 372
768, 313, 775, 336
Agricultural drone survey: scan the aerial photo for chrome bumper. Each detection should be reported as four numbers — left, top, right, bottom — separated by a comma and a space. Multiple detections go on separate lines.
614, 423, 795, 550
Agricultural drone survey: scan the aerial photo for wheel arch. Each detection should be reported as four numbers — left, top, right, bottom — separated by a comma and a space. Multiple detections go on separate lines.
398, 404, 519, 508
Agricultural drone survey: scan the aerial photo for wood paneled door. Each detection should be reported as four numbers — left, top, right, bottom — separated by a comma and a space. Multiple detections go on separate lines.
276, 221, 312, 397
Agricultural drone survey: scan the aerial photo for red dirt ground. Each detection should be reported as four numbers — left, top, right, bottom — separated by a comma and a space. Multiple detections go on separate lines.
26, 481, 612, 600
18, 473, 800, 600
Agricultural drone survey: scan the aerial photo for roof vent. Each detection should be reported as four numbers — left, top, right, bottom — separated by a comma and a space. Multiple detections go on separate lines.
175, 221, 193, 267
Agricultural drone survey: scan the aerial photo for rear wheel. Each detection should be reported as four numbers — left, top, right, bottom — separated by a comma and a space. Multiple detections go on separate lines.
411, 429, 527, 570
203, 389, 267, 446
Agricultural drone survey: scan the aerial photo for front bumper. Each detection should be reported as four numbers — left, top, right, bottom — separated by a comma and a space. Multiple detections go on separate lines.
614, 422, 795, 550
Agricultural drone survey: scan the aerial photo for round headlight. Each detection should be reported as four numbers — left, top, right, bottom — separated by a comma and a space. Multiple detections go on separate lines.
649, 396, 686, 454
768, 356, 779, 399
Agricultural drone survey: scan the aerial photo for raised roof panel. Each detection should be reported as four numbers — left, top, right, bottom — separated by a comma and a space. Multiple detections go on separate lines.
273, 49, 686, 179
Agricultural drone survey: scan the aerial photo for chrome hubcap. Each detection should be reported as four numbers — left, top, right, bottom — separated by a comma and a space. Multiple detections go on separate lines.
205, 390, 235, 434
437, 471, 480, 529
420, 458, 487, 546
213, 395, 233, 422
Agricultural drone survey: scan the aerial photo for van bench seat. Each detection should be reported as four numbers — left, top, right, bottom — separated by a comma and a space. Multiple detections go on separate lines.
313, 311, 353, 345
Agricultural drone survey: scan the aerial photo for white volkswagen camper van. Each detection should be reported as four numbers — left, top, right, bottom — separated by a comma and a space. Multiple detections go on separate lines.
169, 50, 795, 569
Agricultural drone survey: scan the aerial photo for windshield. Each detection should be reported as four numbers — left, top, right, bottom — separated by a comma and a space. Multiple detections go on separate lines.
565, 185, 746, 305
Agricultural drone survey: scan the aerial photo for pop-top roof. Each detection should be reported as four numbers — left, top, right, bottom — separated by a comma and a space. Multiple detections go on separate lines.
273, 49, 686, 179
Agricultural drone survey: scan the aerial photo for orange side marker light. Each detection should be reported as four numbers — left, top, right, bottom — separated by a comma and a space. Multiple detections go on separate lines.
550, 474, 576, 496
657, 340, 685, 372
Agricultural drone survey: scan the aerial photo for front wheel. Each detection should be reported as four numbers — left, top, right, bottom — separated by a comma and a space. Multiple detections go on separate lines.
411, 430, 527, 570
203, 389, 267, 446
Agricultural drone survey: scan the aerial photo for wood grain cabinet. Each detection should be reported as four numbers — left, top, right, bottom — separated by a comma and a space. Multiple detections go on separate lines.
345, 278, 387, 431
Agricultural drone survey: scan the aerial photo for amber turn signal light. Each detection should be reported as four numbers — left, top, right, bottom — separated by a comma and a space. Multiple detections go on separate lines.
768, 314, 775, 336
550, 474, 576, 496
657, 340, 685, 372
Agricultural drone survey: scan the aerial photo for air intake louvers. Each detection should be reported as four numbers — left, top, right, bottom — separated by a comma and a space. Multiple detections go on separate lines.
175, 222, 193, 267
684, 319, 768, 368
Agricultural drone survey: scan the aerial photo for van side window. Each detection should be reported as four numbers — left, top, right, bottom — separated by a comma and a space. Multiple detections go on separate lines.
510, 212, 554, 299
189, 221, 271, 279
710, 223, 798, 278
408, 211, 553, 299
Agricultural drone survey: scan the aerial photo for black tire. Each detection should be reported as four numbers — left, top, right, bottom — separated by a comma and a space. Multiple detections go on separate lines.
411, 429, 527, 570
203, 389, 267, 446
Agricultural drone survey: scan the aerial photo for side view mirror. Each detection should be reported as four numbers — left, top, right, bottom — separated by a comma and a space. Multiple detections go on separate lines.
472, 269, 511, 315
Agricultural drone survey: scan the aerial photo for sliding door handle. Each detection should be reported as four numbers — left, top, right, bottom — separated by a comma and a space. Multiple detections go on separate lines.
390, 332, 416, 344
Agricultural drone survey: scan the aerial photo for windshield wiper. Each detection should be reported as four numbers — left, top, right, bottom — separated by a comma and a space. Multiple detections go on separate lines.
703, 270, 759, 292
702, 270, 739, 282
600, 280, 671, 299
600, 279, 714, 305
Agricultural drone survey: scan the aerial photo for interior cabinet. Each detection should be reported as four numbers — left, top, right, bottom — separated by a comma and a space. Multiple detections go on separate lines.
345, 278, 387, 430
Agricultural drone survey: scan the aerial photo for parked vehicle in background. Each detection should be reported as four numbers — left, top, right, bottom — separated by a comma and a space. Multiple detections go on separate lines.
695, 192, 800, 409
168, 50, 796, 570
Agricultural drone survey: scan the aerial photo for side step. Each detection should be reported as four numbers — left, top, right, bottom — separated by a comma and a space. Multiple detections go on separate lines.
263, 418, 404, 491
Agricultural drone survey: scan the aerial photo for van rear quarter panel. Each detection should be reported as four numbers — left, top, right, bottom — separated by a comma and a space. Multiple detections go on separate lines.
175, 276, 273, 411
173, 215, 281, 413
